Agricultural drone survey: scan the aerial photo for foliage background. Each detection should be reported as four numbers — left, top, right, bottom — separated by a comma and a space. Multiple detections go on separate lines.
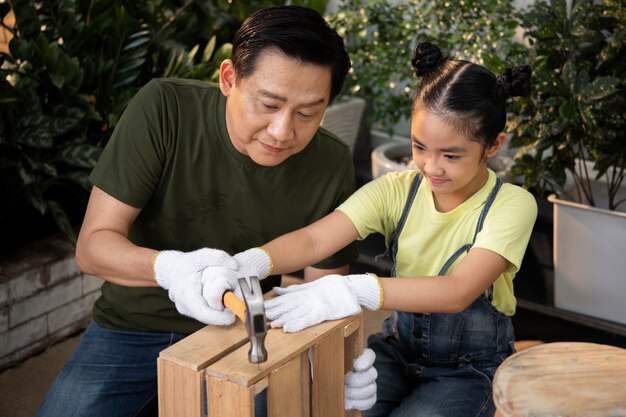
0, 0, 325, 251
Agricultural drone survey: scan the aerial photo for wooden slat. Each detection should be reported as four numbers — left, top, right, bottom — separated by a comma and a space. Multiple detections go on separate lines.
206, 376, 255, 417
268, 353, 310, 417
158, 321, 248, 417
157, 357, 204, 417
493, 342, 626, 417
204, 315, 359, 387
159, 321, 248, 370
311, 329, 344, 417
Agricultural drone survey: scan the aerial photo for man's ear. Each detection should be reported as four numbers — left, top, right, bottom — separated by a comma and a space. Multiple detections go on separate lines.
219, 59, 236, 96
486, 132, 507, 158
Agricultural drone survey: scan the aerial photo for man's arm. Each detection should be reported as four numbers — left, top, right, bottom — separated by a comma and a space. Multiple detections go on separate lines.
75, 186, 159, 287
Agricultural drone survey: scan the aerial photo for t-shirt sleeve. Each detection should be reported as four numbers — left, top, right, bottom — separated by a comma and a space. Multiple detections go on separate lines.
336, 173, 404, 241
474, 186, 538, 272
89, 79, 167, 208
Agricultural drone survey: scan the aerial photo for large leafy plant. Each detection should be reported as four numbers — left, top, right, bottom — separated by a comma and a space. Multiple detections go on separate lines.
509, 0, 625, 210
326, 0, 527, 136
1, 0, 324, 249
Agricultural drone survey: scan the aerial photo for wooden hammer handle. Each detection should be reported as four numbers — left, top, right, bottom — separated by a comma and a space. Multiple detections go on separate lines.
223, 291, 246, 322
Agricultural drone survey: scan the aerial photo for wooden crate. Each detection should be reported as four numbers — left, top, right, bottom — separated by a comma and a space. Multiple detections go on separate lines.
158, 313, 364, 417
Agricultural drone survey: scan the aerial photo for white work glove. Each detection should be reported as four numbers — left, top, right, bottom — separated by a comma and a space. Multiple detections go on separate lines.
264, 273, 382, 332
201, 247, 272, 310
234, 247, 272, 280
154, 248, 238, 325
345, 348, 377, 411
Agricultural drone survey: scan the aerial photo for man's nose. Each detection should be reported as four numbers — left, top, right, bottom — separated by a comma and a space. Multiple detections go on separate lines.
266, 111, 294, 142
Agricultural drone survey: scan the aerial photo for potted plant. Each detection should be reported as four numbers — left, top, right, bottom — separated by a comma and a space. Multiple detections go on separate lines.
509, 0, 625, 324
326, 0, 527, 177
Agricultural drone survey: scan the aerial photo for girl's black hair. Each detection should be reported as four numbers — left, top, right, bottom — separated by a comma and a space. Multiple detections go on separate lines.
231, 6, 351, 104
411, 42, 531, 147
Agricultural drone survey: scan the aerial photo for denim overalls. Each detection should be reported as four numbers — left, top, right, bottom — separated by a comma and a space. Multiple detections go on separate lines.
366, 175, 516, 417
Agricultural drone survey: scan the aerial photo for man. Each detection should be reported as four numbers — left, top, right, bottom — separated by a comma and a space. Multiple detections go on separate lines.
36, 6, 358, 416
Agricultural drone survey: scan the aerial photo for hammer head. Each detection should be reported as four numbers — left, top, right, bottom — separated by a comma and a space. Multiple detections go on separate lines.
238, 276, 268, 364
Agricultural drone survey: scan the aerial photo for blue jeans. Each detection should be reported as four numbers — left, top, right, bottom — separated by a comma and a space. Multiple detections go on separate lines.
365, 295, 515, 417
36, 321, 267, 417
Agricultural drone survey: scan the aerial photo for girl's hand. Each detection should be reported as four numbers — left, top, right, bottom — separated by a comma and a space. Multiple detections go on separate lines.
264, 273, 381, 332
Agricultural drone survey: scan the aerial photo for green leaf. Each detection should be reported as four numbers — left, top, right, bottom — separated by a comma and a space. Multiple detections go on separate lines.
48, 200, 76, 245
558, 100, 576, 120
59, 143, 101, 168
580, 76, 620, 102
8, 37, 33, 61
25, 186, 48, 215
13, 126, 54, 149
202, 36, 217, 62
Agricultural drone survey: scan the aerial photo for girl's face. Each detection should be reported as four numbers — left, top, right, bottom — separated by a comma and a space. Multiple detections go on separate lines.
410, 110, 503, 210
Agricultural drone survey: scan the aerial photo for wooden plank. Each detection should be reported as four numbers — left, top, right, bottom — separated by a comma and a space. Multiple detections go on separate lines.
206, 376, 255, 417
311, 328, 344, 417
158, 321, 248, 417
205, 315, 360, 387
344, 313, 364, 417
157, 357, 204, 417
493, 342, 626, 417
268, 353, 310, 417
159, 321, 248, 370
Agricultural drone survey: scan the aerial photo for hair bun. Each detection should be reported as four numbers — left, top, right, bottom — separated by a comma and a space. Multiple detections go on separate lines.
494, 65, 532, 100
412, 42, 445, 77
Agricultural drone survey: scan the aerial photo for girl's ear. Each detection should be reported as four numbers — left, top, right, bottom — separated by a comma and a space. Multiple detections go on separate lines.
485, 132, 507, 158
219, 59, 237, 96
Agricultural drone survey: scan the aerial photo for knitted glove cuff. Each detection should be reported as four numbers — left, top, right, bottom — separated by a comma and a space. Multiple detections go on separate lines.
153, 250, 183, 289
234, 248, 273, 279
347, 273, 383, 311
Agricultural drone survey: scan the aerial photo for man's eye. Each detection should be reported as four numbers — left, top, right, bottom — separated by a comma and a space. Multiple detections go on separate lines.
298, 112, 313, 119
445, 154, 460, 160
262, 103, 278, 110
412, 142, 424, 151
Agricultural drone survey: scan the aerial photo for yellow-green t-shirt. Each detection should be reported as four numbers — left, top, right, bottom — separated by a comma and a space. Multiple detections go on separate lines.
337, 169, 537, 316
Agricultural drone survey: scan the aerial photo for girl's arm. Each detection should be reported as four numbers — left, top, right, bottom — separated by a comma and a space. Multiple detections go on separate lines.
379, 247, 509, 313
262, 209, 508, 315
262, 210, 360, 275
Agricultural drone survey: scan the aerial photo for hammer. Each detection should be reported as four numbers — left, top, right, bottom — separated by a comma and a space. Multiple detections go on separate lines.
223, 276, 268, 364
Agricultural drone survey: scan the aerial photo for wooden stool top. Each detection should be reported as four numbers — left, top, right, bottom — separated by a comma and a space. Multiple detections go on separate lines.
493, 342, 626, 417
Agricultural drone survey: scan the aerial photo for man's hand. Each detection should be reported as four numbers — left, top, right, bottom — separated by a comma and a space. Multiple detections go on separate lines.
345, 348, 377, 411
234, 248, 273, 279
154, 248, 238, 325
264, 273, 382, 332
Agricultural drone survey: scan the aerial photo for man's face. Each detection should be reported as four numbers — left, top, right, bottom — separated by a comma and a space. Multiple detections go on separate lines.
219, 50, 332, 167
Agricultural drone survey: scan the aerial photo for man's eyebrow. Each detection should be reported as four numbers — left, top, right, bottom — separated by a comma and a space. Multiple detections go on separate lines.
258, 89, 327, 108
412, 137, 467, 153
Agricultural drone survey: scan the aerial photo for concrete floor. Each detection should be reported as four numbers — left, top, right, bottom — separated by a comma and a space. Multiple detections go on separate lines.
0, 275, 389, 417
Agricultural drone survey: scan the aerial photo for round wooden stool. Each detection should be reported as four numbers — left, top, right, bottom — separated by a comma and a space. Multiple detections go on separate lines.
493, 342, 626, 417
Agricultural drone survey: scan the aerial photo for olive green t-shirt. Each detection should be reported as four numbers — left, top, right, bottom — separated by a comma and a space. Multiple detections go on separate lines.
89, 78, 358, 334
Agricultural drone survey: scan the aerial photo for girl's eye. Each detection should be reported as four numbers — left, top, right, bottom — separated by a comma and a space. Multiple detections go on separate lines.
412, 142, 424, 151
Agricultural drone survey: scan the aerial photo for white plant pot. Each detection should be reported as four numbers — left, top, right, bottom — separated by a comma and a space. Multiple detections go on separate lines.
370, 141, 414, 179
550, 194, 626, 325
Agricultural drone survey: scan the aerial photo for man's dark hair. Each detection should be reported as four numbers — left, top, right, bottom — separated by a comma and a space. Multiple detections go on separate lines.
231, 5, 351, 104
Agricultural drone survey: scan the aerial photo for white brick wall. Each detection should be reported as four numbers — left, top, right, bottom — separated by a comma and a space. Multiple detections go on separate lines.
0, 235, 102, 370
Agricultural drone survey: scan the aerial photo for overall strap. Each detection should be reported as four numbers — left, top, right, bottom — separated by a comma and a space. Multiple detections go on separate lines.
437, 177, 503, 276
375, 173, 422, 276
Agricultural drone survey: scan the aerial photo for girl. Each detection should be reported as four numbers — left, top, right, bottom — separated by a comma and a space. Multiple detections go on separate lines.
229, 42, 536, 416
